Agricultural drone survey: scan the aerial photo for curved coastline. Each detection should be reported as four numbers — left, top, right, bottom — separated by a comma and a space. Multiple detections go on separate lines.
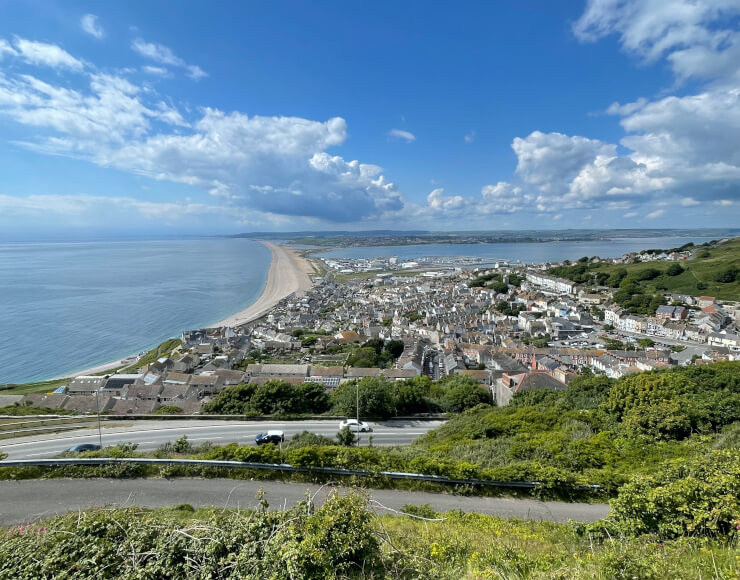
51, 242, 315, 379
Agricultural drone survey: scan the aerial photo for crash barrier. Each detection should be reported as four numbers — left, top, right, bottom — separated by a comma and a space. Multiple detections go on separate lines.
0, 457, 602, 492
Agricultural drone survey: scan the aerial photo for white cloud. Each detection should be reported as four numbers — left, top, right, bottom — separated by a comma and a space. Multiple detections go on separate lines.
81, 14, 104, 39
132, 38, 207, 81
12, 38, 83, 71
573, 0, 740, 80
388, 128, 416, 142
131, 39, 183, 66
680, 197, 700, 206
0, 53, 402, 222
0, 39, 16, 59
187, 65, 208, 81
646, 208, 665, 219
714, 199, 734, 206
142, 66, 170, 77
464, 130, 476, 143
418, 181, 532, 218
513, 131, 615, 194
624, 211, 639, 218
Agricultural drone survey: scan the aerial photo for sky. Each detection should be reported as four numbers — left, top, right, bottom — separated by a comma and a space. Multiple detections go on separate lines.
0, 0, 738, 239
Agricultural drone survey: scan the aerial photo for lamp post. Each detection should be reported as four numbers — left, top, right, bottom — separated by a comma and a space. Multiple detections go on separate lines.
95, 386, 103, 449
356, 380, 360, 446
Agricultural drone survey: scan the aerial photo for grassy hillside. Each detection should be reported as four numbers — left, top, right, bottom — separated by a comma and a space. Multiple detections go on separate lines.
2, 494, 739, 579
117, 338, 182, 373
549, 237, 740, 300
0, 378, 69, 396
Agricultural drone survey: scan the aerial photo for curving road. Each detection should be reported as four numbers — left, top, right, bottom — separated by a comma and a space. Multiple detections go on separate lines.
0, 478, 610, 525
0, 419, 442, 460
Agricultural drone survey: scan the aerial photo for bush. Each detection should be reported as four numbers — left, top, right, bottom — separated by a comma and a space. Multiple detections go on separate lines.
611, 449, 740, 539
666, 263, 684, 276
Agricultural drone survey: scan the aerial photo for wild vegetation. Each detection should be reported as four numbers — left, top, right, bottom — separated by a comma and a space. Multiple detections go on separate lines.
1, 490, 739, 579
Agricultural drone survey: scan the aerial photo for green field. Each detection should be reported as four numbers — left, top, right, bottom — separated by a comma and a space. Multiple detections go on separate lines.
0, 378, 69, 396
549, 237, 740, 300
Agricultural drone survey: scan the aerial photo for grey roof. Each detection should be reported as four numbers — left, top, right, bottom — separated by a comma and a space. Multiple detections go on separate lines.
516, 373, 567, 393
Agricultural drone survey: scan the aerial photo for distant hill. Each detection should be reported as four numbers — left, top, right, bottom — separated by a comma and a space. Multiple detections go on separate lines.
548, 237, 740, 301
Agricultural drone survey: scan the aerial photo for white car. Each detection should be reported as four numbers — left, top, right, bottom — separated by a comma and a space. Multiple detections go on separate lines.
338, 419, 372, 432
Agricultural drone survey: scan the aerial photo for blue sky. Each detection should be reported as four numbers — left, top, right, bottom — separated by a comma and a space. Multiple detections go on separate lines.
0, 0, 738, 238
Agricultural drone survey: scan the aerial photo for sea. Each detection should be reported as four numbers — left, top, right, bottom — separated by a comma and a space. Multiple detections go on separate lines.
0, 234, 718, 384
319, 236, 718, 263
0, 238, 270, 384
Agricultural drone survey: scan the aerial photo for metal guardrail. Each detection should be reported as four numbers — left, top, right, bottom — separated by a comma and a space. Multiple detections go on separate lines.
0, 457, 601, 491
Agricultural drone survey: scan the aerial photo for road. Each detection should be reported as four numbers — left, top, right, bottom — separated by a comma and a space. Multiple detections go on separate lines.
0, 478, 610, 525
0, 419, 442, 460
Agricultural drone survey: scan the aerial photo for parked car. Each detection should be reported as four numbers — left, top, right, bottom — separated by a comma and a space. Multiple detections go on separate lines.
66, 443, 101, 453
338, 419, 372, 432
255, 431, 285, 445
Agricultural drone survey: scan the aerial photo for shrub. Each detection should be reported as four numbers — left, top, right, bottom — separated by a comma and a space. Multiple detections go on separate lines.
610, 449, 740, 539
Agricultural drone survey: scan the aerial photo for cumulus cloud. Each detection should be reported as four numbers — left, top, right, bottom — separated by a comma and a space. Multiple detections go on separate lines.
646, 208, 665, 219
0, 48, 403, 223
388, 128, 416, 143
131, 38, 208, 81
681, 197, 701, 206
81, 14, 104, 39
417, 182, 532, 218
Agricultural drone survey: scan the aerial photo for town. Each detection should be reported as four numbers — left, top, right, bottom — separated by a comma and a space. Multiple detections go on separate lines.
14, 239, 739, 417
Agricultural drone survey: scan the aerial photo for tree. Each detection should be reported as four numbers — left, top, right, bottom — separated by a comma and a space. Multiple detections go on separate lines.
714, 267, 738, 283
578, 256, 589, 263
439, 376, 492, 413
330, 377, 397, 419
637, 338, 654, 349
666, 263, 684, 276
395, 383, 431, 415
296, 382, 330, 414
202, 383, 256, 415
336, 426, 357, 447
384, 339, 405, 359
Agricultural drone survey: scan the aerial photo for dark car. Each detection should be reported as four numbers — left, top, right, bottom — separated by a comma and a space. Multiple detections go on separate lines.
67, 443, 101, 453
255, 431, 285, 445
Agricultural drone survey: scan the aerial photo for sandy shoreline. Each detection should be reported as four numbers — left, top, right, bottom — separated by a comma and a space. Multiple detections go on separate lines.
50, 242, 315, 380
209, 241, 315, 328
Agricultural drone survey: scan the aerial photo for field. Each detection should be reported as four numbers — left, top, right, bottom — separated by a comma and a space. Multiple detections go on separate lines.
586, 237, 739, 300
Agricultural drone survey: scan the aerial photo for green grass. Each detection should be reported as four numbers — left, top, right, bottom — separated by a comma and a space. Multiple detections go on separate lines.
0, 378, 69, 396
591, 237, 740, 299
118, 338, 182, 373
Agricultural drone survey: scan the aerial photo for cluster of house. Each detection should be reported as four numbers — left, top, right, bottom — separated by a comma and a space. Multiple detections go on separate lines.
8, 249, 737, 416
604, 296, 739, 347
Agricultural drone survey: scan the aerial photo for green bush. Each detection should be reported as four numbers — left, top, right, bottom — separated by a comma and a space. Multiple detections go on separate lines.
611, 449, 740, 539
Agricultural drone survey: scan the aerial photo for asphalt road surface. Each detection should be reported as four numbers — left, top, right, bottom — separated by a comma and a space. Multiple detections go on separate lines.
0, 478, 610, 525
0, 419, 442, 460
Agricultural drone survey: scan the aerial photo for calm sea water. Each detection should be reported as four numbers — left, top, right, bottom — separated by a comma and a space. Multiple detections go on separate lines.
320, 236, 717, 262
0, 238, 270, 384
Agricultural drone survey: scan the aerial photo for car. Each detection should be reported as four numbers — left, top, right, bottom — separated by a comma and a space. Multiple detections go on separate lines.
66, 443, 101, 453
338, 419, 372, 432
255, 430, 285, 445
